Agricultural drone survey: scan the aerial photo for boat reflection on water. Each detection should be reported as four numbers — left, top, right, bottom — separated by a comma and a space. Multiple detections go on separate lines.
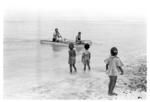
75, 46, 83, 53
51, 44, 67, 52
51, 43, 84, 53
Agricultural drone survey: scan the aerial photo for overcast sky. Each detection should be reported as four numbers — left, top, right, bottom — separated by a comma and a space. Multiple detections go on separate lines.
2, 0, 147, 22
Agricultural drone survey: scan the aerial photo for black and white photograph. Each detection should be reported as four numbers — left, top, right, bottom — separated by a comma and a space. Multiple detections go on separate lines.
1, 0, 149, 100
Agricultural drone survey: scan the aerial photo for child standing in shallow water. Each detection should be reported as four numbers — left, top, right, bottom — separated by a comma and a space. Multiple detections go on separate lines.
68, 43, 77, 73
104, 47, 124, 96
82, 43, 91, 71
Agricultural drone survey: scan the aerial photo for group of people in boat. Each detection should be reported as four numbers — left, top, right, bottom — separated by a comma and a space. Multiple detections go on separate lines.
52, 28, 82, 44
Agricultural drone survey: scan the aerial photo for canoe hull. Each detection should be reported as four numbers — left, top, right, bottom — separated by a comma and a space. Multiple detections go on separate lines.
40, 40, 92, 47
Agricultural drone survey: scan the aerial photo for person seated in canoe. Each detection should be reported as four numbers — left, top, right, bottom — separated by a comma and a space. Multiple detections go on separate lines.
76, 32, 82, 44
52, 28, 62, 42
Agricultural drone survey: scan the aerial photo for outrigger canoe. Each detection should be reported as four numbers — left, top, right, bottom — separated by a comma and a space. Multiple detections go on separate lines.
40, 39, 92, 47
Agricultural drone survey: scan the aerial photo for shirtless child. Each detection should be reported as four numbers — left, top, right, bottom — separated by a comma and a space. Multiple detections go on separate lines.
82, 43, 91, 71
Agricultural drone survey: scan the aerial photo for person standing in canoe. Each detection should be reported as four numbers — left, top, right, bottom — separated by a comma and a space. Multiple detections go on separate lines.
52, 28, 62, 42
76, 32, 82, 44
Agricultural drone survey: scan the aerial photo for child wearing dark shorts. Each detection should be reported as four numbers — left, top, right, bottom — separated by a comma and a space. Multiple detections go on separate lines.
104, 47, 124, 96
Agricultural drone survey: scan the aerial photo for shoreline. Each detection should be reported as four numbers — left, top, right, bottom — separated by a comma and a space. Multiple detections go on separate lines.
4, 55, 147, 100
114, 55, 147, 99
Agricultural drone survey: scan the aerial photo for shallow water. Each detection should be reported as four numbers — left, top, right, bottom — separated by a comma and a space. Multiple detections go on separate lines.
4, 19, 146, 99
